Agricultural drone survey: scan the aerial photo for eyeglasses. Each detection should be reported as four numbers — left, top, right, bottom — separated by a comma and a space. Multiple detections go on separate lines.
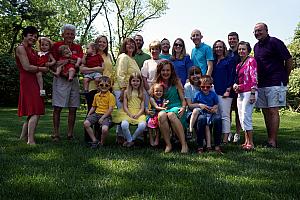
99, 83, 110, 88
200, 85, 211, 89
174, 43, 183, 47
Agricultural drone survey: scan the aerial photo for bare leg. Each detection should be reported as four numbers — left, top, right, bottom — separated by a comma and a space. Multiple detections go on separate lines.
68, 68, 76, 81
53, 106, 62, 137
68, 107, 77, 137
205, 126, 211, 148
54, 66, 62, 77
20, 121, 28, 140
36, 72, 43, 90
158, 112, 172, 153
168, 113, 188, 153
83, 78, 90, 91
246, 130, 254, 146
189, 109, 199, 132
27, 115, 40, 144
149, 128, 155, 146
100, 125, 109, 145
262, 107, 279, 146
154, 128, 160, 146
83, 120, 97, 142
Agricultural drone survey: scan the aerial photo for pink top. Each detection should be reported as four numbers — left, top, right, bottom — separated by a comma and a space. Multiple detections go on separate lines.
236, 56, 257, 93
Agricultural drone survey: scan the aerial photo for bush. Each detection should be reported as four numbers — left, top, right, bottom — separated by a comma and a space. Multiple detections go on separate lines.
287, 68, 300, 111
0, 54, 19, 106
0, 53, 53, 106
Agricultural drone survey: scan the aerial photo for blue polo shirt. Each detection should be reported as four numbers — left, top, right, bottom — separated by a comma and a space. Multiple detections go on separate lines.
194, 90, 219, 108
254, 36, 292, 87
191, 43, 214, 75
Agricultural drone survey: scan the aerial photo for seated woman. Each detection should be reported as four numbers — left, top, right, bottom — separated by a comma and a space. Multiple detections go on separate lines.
155, 60, 188, 153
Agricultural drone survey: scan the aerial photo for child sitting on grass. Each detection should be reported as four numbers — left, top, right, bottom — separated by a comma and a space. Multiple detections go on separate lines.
83, 76, 116, 148
189, 75, 219, 152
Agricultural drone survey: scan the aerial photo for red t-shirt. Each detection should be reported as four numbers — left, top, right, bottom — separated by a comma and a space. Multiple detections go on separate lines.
51, 41, 83, 60
86, 54, 104, 68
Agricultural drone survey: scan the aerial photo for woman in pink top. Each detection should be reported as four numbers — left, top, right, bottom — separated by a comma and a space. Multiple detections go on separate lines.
233, 41, 257, 150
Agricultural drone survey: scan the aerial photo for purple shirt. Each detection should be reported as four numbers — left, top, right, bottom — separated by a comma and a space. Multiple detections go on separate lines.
254, 36, 292, 87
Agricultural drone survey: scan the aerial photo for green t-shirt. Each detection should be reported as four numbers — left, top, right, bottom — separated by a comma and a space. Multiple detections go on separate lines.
134, 51, 151, 69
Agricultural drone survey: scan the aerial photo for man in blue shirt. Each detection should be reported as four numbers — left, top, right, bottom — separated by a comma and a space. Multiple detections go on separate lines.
254, 22, 293, 148
227, 32, 242, 143
190, 29, 214, 75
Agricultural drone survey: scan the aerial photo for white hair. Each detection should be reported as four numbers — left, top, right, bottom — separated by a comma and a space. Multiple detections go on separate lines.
61, 24, 76, 33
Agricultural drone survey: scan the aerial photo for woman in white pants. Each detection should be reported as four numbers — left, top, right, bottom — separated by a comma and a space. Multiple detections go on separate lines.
233, 41, 257, 150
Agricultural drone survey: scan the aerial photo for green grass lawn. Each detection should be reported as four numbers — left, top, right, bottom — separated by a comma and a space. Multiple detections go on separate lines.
0, 107, 300, 200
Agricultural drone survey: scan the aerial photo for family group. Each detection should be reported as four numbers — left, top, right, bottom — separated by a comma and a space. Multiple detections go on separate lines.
16, 22, 292, 154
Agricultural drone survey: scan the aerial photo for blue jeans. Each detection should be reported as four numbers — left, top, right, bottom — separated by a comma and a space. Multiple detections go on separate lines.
196, 113, 222, 148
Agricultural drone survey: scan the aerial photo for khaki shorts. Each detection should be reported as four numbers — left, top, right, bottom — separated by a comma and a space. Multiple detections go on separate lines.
52, 76, 80, 108
256, 85, 287, 108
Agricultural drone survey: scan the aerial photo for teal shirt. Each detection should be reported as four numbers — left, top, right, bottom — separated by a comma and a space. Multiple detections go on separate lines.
134, 51, 151, 69
191, 43, 214, 75
159, 53, 171, 60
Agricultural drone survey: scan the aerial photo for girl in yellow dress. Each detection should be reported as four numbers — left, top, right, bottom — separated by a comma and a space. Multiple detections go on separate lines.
113, 72, 146, 147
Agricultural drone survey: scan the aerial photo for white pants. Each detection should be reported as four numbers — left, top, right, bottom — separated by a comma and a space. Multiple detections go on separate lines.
218, 95, 233, 133
237, 91, 257, 131
121, 120, 146, 142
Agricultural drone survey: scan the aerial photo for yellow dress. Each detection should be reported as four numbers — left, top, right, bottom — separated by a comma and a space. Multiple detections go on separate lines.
112, 90, 146, 125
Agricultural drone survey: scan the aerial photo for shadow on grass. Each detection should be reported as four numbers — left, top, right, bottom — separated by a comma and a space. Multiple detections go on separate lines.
1, 107, 300, 199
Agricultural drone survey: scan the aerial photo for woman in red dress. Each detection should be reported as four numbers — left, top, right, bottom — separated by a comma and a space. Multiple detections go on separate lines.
16, 26, 48, 144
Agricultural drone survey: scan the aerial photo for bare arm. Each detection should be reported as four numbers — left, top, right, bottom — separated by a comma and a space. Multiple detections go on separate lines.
142, 76, 150, 92
122, 90, 132, 117
285, 57, 293, 77
16, 46, 47, 73
150, 98, 166, 111
45, 53, 56, 67
206, 60, 213, 76
87, 107, 96, 116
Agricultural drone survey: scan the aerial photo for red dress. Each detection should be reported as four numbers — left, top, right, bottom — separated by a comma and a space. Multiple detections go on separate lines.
37, 52, 50, 67
60, 55, 79, 76
16, 44, 45, 117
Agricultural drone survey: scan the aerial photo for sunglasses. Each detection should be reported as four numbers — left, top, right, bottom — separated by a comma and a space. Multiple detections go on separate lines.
174, 43, 183, 47
200, 85, 211, 89
99, 83, 110, 88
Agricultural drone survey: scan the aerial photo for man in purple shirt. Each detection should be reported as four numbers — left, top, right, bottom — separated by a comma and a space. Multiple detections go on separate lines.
253, 22, 293, 148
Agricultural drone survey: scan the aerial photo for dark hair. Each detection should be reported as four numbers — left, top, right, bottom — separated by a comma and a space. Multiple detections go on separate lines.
155, 60, 179, 87
171, 38, 186, 60
99, 76, 111, 84
213, 40, 227, 59
22, 26, 39, 38
228, 32, 239, 40
238, 41, 252, 54
118, 38, 137, 56
161, 38, 169, 43
95, 35, 109, 55
188, 66, 202, 84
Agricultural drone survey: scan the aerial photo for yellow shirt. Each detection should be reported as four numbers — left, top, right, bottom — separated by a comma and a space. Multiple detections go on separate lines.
102, 53, 114, 79
88, 53, 114, 91
92, 91, 116, 114
113, 53, 140, 90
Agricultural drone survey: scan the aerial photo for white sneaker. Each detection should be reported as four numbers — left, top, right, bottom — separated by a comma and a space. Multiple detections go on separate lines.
40, 90, 46, 96
233, 133, 240, 143
227, 133, 233, 142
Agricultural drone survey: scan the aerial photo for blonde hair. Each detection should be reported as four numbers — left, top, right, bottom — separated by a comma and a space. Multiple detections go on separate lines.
149, 83, 163, 98
126, 72, 144, 101
37, 37, 53, 52
58, 45, 70, 56
149, 40, 161, 51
